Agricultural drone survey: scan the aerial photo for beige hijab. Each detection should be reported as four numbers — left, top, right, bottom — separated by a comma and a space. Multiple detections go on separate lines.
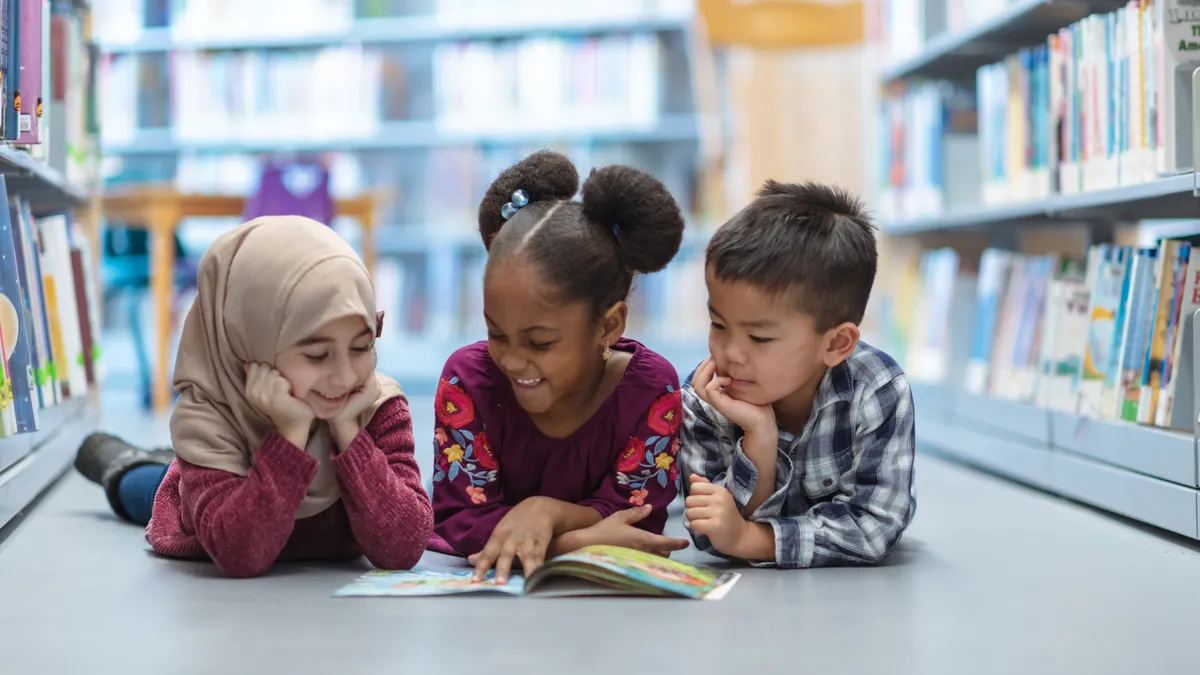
170, 215, 404, 519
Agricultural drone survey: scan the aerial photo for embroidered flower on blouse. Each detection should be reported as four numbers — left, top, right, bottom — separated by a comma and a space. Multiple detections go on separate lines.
473, 431, 499, 471
647, 387, 683, 436
628, 489, 649, 506
443, 444, 465, 464
616, 437, 646, 474
435, 377, 476, 428
654, 453, 674, 470
466, 486, 488, 505
434, 428, 448, 446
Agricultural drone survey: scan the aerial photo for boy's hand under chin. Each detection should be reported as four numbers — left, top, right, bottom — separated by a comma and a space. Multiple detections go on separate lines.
692, 357, 776, 436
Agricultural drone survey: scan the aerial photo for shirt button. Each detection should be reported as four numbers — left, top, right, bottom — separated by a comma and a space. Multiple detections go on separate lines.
822, 478, 834, 487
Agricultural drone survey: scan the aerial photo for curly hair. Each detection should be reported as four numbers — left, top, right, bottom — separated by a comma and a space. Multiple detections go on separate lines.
478, 149, 686, 317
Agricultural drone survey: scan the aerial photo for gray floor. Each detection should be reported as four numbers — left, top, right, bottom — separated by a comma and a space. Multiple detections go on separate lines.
2, 392, 1200, 674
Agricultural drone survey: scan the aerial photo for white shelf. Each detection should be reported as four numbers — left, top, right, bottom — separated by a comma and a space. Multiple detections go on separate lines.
99, 12, 692, 54
881, 174, 1200, 234
914, 385, 1200, 539
0, 398, 97, 532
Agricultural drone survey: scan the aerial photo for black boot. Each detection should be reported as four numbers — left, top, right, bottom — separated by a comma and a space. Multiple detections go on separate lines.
74, 433, 174, 523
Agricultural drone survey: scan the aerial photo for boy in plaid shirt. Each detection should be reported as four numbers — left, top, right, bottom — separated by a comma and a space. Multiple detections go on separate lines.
679, 180, 916, 569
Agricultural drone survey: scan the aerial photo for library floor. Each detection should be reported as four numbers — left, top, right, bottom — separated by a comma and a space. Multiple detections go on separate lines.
2, 391, 1200, 674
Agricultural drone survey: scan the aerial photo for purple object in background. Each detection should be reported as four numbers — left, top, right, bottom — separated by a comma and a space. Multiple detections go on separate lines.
241, 156, 335, 225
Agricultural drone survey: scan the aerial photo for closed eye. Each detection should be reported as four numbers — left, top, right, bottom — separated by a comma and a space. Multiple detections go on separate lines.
305, 353, 329, 363
529, 341, 552, 351
710, 321, 726, 331
750, 335, 775, 344
487, 332, 507, 342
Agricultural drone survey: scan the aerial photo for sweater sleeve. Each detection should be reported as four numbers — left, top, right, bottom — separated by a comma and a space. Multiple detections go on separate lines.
429, 354, 512, 557
577, 383, 682, 535
176, 433, 319, 578
331, 396, 434, 570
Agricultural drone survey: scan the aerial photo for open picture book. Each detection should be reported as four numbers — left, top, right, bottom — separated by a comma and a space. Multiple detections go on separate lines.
333, 545, 741, 600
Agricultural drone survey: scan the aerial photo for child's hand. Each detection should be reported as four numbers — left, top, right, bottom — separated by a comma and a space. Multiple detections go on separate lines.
575, 505, 690, 558
245, 363, 314, 440
685, 475, 750, 556
467, 497, 556, 584
692, 357, 776, 436
329, 374, 381, 446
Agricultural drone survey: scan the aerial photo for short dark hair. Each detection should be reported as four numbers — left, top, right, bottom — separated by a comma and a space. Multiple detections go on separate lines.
706, 180, 877, 331
478, 149, 685, 318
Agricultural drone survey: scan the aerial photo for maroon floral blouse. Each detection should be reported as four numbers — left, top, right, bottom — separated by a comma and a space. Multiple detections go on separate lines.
427, 338, 683, 557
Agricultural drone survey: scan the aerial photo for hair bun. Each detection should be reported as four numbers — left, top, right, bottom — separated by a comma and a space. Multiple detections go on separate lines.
478, 149, 580, 250
581, 165, 685, 274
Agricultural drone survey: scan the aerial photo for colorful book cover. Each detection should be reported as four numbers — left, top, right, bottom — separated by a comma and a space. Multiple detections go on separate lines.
965, 249, 1011, 395
1043, 279, 1091, 412
1078, 245, 1129, 417
15, 0, 41, 143
68, 246, 92, 385
4, 0, 19, 141
8, 199, 49, 406
1154, 242, 1191, 418
0, 184, 36, 431
37, 214, 84, 397
1157, 245, 1200, 427
1138, 239, 1185, 424
1117, 247, 1158, 421
16, 199, 56, 404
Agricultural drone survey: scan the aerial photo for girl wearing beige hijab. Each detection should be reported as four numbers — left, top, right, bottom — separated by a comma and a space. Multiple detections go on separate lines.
74, 216, 433, 578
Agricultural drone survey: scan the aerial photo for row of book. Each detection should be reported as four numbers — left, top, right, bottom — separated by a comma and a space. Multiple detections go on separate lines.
108, 135, 699, 238
100, 31, 674, 147
432, 34, 662, 134
874, 2, 1197, 222
879, 236, 1200, 431
0, 175, 102, 437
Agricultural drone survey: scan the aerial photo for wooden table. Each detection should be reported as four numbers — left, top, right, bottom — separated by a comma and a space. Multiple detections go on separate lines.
102, 186, 378, 413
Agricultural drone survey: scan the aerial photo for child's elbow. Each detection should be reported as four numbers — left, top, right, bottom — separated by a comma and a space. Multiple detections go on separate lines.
215, 556, 275, 579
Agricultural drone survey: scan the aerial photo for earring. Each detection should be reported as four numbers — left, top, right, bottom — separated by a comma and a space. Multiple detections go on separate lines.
602, 344, 612, 361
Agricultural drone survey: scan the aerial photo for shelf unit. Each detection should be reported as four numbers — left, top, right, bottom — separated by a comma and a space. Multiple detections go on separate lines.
0, 0, 102, 533
95, 2, 718, 395
873, 0, 1200, 539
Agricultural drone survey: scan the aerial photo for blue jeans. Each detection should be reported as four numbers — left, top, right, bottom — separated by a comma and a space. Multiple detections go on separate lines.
117, 463, 169, 526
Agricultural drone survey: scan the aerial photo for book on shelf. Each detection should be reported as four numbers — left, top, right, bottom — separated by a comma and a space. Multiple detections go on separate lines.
9, 197, 55, 407
876, 1, 1200, 218
878, 235, 1200, 431
333, 545, 741, 600
0, 177, 38, 433
15, 0, 43, 147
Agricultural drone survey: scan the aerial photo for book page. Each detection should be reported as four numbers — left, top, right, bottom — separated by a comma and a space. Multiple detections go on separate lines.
530, 545, 740, 600
333, 569, 525, 598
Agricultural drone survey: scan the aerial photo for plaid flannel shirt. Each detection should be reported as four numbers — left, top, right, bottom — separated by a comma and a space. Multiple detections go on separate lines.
679, 342, 916, 569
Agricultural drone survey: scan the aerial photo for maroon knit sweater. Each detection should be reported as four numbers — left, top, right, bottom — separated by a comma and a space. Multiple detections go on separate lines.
145, 397, 433, 578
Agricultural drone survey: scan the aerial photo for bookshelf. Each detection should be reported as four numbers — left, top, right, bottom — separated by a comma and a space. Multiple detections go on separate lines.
867, 0, 1200, 539
0, 0, 104, 531
94, 0, 714, 390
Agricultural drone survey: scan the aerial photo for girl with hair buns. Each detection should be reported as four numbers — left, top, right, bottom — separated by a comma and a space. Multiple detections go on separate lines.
428, 149, 691, 583
73, 216, 433, 578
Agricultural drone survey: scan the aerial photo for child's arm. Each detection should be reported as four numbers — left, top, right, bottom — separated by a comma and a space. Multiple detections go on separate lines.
571, 384, 684, 540
175, 434, 320, 578
721, 375, 916, 568
331, 396, 434, 571
430, 365, 518, 557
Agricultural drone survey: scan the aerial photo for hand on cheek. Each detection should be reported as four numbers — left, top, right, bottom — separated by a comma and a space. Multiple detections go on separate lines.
245, 363, 315, 448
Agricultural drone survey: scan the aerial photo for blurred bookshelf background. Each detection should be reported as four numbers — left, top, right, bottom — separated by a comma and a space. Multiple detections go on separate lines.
85, 0, 869, 410
862, 0, 1200, 540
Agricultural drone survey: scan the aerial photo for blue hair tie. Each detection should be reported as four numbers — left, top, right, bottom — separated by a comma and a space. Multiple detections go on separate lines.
500, 189, 529, 220
611, 223, 622, 240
